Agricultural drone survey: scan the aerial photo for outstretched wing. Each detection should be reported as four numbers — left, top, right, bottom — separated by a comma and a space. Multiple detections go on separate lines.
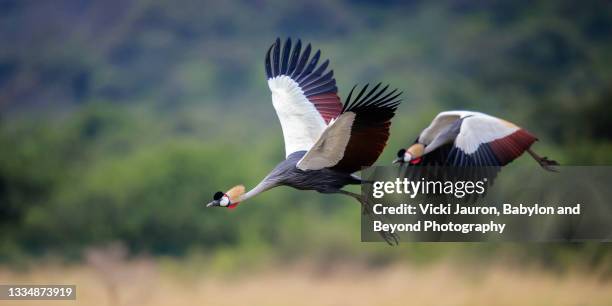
406, 113, 538, 190
447, 114, 538, 167
297, 83, 402, 173
266, 38, 343, 157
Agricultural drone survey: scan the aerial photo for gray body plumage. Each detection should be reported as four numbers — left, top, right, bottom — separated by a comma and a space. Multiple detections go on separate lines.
261, 151, 361, 193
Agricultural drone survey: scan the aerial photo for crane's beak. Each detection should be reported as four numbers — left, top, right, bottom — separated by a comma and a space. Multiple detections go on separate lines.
206, 200, 220, 207
393, 157, 403, 164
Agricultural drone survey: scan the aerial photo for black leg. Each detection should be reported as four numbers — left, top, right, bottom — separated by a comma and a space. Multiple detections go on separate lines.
337, 190, 399, 246
527, 148, 560, 172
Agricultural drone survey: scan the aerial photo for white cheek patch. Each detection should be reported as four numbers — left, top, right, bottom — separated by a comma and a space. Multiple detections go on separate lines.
220, 195, 230, 207
404, 153, 412, 162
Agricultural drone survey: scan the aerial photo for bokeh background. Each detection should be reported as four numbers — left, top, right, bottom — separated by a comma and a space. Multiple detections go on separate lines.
1, 0, 612, 305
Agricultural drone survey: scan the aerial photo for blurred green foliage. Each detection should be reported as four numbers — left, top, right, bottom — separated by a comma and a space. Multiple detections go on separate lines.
0, 0, 611, 268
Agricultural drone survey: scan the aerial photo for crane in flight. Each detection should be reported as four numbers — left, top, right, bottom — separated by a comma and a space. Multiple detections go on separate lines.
393, 111, 559, 183
206, 38, 402, 244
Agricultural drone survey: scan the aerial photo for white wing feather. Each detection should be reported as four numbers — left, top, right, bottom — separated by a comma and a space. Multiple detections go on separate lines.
455, 113, 519, 154
296, 112, 356, 171
268, 75, 327, 157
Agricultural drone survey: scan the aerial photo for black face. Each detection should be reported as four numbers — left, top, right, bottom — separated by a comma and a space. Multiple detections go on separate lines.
206, 191, 225, 207
213, 191, 224, 201
396, 149, 406, 158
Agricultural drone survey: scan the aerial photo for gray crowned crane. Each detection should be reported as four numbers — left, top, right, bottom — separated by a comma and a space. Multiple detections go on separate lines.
206, 38, 402, 244
393, 111, 559, 175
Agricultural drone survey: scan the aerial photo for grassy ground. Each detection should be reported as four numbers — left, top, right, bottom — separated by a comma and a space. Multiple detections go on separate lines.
0, 259, 610, 306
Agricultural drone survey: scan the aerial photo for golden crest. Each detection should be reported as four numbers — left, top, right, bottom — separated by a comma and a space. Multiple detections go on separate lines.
225, 185, 245, 202
407, 143, 425, 158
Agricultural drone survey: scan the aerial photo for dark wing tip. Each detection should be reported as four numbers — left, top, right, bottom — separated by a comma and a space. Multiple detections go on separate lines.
342, 83, 403, 113
265, 44, 274, 79
280, 38, 292, 75
267, 38, 338, 99
272, 38, 281, 77
342, 84, 359, 112
270, 37, 335, 80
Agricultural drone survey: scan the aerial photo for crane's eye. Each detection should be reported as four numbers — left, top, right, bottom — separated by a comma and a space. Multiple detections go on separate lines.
213, 191, 224, 200
219, 196, 230, 207
396, 149, 406, 158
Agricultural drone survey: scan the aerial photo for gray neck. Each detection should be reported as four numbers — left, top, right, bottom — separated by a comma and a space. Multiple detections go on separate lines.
238, 152, 304, 202
239, 179, 278, 202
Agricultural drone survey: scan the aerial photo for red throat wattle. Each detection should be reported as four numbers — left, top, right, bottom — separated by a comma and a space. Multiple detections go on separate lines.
410, 157, 422, 165
228, 202, 240, 209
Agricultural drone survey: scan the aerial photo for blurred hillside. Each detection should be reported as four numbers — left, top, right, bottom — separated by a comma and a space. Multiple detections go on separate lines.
0, 0, 611, 267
